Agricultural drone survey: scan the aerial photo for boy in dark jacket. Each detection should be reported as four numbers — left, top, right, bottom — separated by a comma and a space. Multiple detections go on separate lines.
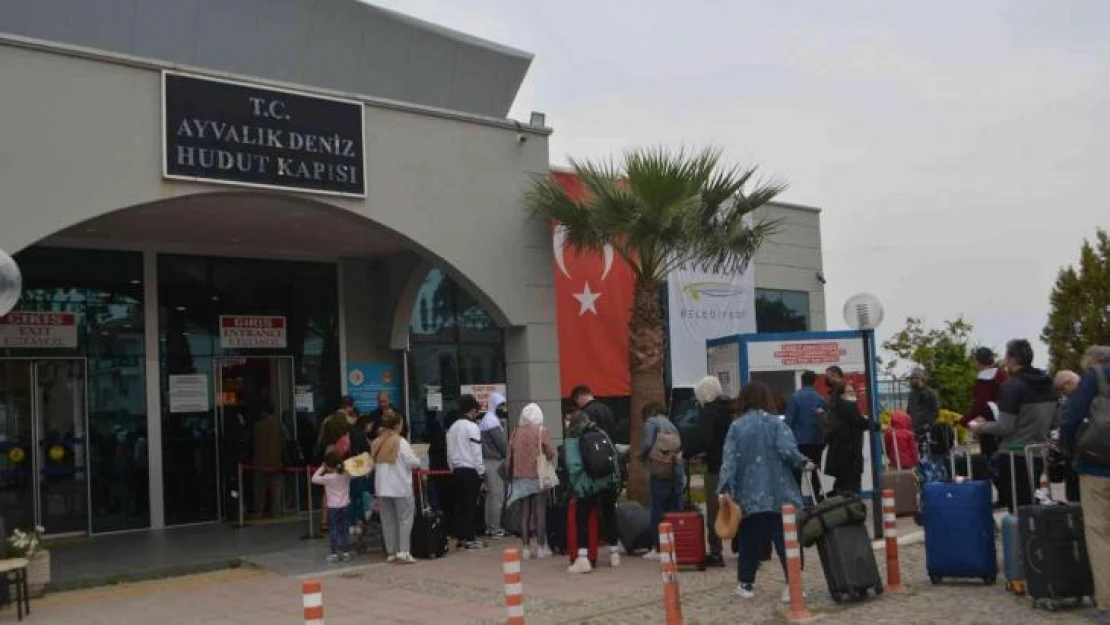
961, 347, 1007, 459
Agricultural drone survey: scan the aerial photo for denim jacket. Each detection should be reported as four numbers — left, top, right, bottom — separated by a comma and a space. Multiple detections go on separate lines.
717, 410, 807, 516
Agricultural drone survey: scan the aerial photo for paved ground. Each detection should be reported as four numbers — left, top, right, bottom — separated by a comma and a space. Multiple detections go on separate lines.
8, 532, 1104, 624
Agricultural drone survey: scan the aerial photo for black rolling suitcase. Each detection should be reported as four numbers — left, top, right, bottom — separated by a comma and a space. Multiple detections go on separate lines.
410, 470, 449, 559
1017, 446, 1095, 611
816, 522, 884, 602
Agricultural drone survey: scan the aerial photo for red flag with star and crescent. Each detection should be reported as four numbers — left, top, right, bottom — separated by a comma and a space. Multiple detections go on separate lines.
551, 170, 634, 397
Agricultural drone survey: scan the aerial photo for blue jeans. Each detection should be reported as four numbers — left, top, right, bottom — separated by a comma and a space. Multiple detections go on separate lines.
736, 512, 787, 584
649, 475, 683, 548
348, 477, 372, 525
327, 506, 350, 554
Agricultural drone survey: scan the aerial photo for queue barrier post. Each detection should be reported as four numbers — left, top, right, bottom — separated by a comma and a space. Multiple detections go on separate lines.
658, 522, 683, 625
781, 504, 811, 622
503, 548, 525, 624
882, 489, 904, 592
303, 580, 323, 625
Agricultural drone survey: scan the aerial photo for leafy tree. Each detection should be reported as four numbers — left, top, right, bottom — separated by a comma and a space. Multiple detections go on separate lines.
881, 316, 980, 415
528, 147, 783, 503
1042, 229, 1110, 372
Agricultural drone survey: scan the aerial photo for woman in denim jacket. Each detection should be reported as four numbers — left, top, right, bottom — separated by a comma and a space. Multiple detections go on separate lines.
718, 381, 814, 601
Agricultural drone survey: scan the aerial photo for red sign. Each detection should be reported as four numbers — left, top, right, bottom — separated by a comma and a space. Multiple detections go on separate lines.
772, 342, 848, 367
219, 315, 287, 349
0, 312, 78, 348
551, 170, 634, 397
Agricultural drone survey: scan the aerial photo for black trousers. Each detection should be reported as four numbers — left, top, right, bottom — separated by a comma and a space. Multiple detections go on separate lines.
993, 454, 1044, 514
833, 473, 862, 497
795, 444, 826, 501
576, 488, 619, 548
451, 468, 482, 542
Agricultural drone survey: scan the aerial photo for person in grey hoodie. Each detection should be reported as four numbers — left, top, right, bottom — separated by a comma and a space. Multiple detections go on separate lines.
969, 339, 1055, 513
479, 392, 510, 538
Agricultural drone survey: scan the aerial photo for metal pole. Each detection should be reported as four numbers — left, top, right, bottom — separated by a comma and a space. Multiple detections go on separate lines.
237, 462, 245, 528
306, 466, 315, 539
863, 329, 884, 539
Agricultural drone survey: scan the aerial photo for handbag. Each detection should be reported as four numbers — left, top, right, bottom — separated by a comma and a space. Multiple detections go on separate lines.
536, 427, 560, 490
714, 493, 742, 540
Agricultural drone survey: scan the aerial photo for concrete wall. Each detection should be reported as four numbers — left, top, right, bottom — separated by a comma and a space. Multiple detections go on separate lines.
753, 202, 827, 330
0, 39, 563, 430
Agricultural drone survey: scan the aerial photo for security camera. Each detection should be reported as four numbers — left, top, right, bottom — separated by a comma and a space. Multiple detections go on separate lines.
516, 133, 527, 144
816, 271, 827, 285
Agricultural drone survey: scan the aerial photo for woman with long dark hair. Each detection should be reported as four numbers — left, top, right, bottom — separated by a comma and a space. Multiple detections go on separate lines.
718, 381, 813, 600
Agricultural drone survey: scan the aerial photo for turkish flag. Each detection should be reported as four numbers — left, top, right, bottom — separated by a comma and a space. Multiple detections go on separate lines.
551, 170, 634, 397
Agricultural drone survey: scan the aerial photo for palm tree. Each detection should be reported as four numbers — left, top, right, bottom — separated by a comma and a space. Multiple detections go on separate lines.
528, 147, 785, 503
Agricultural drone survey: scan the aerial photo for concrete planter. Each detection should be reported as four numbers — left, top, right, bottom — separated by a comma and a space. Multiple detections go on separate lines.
26, 549, 50, 597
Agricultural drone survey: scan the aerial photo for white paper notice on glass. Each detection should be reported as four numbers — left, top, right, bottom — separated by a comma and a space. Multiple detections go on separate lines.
427, 393, 443, 411
169, 374, 209, 413
294, 386, 314, 412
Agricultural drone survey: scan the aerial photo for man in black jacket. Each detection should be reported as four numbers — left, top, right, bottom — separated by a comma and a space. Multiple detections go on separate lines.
688, 375, 732, 567
571, 385, 617, 439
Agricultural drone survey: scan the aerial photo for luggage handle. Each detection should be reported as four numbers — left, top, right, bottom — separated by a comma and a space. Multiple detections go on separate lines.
1024, 443, 1050, 503
950, 444, 973, 481
800, 466, 825, 504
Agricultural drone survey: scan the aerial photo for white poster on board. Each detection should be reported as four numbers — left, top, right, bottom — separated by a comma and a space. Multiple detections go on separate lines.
169, 374, 209, 413
706, 341, 741, 398
460, 384, 507, 412
667, 261, 755, 387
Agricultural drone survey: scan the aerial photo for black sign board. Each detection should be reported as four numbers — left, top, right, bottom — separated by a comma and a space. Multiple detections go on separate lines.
163, 71, 366, 197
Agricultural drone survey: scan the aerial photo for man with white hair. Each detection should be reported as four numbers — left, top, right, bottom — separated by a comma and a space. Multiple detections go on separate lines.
689, 375, 733, 567
1051, 370, 1083, 501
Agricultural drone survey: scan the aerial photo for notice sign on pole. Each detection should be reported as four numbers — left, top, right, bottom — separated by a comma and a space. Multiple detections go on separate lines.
162, 71, 366, 197
219, 315, 287, 349
0, 312, 78, 348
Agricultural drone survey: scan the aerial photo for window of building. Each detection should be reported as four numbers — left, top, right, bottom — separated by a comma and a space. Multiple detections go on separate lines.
407, 269, 504, 443
755, 288, 810, 333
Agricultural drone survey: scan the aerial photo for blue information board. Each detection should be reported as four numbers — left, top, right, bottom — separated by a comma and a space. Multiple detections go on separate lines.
346, 362, 400, 414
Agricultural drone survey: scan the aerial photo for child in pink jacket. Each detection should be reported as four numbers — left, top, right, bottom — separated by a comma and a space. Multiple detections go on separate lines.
312, 452, 352, 562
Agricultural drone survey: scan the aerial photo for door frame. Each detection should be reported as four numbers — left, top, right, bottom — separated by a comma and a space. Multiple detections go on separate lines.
0, 356, 91, 537
211, 355, 297, 521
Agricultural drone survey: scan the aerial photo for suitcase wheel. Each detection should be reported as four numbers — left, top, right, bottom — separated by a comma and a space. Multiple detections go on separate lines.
874, 585, 884, 596
984, 576, 997, 586
831, 592, 844, 604
697, 563, 706, 571
930, 576, 941, 585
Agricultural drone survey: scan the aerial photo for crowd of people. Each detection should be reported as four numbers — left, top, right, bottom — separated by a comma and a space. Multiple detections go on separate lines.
300, 341, 1108, 616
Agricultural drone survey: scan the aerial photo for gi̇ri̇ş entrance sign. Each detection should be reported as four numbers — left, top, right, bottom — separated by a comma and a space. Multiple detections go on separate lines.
162, 71, 366, 197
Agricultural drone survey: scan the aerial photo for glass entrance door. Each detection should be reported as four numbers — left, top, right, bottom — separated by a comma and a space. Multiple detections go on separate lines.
214, 357, 296, 521
0, 359, 88, 536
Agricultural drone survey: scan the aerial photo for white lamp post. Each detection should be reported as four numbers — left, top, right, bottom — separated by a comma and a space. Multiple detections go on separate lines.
843, 293, 885, 537
0, 250, 21, 316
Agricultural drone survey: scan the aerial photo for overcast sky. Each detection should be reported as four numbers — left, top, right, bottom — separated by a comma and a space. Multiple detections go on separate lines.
375, 0, 1108, 368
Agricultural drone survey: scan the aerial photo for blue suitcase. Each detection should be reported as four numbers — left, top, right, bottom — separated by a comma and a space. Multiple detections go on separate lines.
1001, 514, 1024, 593
923, 480, 997, 585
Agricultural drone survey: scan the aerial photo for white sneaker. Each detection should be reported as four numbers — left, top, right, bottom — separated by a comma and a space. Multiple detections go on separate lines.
536, 546, 553, 560
736, 583, 755, 599
386, 554, 397, 563
396, 552, 417, 564
567, 556, 593, 574
522, 548, 533, 561
609, 552, 621, 568
642, 549, 660, 561
780, 585, 807, 604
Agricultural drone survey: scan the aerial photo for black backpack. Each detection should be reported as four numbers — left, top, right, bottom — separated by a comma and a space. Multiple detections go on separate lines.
579, 429, 617, 479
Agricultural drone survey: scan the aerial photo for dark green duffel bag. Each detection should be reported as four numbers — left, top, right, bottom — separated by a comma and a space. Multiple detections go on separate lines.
797, 495, 867, 547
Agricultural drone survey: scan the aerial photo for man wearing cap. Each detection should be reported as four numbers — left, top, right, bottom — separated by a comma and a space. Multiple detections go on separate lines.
961, 348, 1008, 459
906, 367, 940, 435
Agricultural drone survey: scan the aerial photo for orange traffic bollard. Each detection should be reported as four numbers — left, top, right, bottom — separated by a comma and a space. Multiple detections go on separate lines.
659, 522, 683, 625
302, 580, 323, 625
503, 548, 525, 625
781, 505, 811, 622
882, 489, 904, 592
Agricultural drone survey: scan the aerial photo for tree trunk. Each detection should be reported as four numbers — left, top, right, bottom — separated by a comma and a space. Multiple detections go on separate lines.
626, 276, 667, 505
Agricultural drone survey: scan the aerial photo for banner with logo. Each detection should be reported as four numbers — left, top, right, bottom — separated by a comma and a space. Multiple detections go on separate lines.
667, 261, 756, 387
346, 362, 400, 414
551, 171, 634, 397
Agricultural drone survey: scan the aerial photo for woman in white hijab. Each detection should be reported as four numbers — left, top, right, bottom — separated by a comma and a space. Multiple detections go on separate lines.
505, 403, 557, 559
